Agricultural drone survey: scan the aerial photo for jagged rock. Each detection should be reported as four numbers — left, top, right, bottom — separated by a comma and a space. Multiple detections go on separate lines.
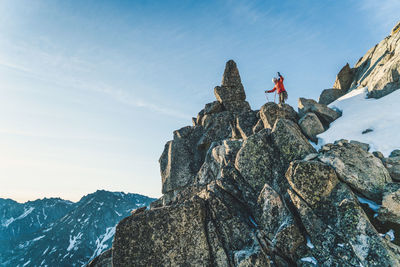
391, 21, 400, 35
204, 101, 224, 115
235, 110, 258, 139
196, 110, 204, 125
259, 102, 298, 129
318, 88, 346, 105
298, 98, 341, 127
196, 139, 242, 185
318, 142, 392, 200
271, 119, 316, 168
130, 206, 146, 215
149, 198, 163, 209
303, 153, 318, 161
112, 197, 213, 266
383, 156, 400, 182
349, 140, 370, 151
287, 161, 400, 266
159, 126, 204, 193
235, 129, 278, 193
351, 24, 400, 98
87, 249, 112, 267
222, 59, 243, 87
214, 85, 246, 103
286, 160, 339, 206
373, 151, 385, 160
378, 183, 400, 224
390, 149, 400, 158
252, 119, 264, 134
257, 184, 305, 260
214, 60, 246, 103
298, 112, 325, 142
222, 100, 251, 112
198, 111, 234, 148
333, 63, 354, 91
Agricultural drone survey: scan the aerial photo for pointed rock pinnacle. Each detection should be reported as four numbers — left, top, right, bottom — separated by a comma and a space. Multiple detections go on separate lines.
214, 60, 246, 103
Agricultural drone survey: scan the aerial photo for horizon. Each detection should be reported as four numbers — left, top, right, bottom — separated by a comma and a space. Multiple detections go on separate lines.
0, 0, 399, 202
0, 189, 156, 204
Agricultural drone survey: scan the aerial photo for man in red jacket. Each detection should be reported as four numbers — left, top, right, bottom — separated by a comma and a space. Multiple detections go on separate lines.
265, 72, 288, 104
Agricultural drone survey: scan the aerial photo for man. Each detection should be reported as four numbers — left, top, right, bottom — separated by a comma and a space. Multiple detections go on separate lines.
265, 72, 288, 104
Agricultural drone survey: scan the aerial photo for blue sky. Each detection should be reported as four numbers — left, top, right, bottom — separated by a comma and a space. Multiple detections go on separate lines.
0, 0, 398, 202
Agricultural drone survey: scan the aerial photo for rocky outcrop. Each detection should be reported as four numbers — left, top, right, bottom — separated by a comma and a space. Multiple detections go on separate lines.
391, 21, 400, 35
87, 249, 112, 267
298, 97, 341, 128
271, 119, 316, 168
378, 183, 400, 224
318, 140, 392, 200
298, 112, 324, 142
287, 161, 400, 266
318, 88, 346, 105
159, 126, 205, 194
259, 102, 298, 129
383, 155, 400, 182
94, 59, 400, 267
333, 63, 354, 91
214, 60, 251, 112
349, 22, 400, 98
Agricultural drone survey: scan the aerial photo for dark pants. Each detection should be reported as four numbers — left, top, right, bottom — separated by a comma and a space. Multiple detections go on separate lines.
279, 91, 288, 104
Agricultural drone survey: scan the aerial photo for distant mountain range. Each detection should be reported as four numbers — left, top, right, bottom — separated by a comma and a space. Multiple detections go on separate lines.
0, 190, 155, 266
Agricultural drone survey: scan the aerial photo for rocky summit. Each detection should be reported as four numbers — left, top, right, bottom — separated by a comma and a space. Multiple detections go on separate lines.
90, 24, 400, 267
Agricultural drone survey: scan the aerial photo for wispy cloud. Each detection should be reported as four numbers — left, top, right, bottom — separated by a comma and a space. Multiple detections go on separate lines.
0, 40, 190, 120
92, 85, 191, 119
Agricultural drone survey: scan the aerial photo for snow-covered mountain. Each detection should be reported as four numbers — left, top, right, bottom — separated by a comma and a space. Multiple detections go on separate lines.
0, 190, 155, 267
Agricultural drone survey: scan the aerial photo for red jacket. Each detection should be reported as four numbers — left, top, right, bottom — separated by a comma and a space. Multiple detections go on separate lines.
268, 76, 286, 94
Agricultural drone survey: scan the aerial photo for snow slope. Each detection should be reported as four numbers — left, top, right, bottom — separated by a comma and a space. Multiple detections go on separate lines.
318, 87, 400, 156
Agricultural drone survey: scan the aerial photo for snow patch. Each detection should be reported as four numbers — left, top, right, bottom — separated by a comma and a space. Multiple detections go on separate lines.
306, 236, 314, 249
301, 257, 318, 265
89, 226, 116, 260
2, 207, 35, 227
318, 87, 400, 156
67, 232, 83, 251
380, 229, 395, 241
32, 235, 45, 242
233, 241, 260, 265
357, 196, 381, 212
42, 246, 50, 256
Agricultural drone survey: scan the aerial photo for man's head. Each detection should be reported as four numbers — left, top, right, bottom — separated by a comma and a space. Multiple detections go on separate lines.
272, 77, 278, 84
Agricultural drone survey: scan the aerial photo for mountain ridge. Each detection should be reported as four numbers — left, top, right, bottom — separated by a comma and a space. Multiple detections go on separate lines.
0, 190, 155, 267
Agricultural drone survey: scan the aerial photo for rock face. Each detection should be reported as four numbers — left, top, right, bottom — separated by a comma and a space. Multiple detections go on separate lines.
349, 22, 400, 98
318, 88, 346, 105
92, 59, 400, 267
259, 102, 298, 129
383, 156, 400, 182
298, 97, 341, 128
333, 63, 354, 91
87, 249, 112, 267
298, 112, 325, 142
378, 183, 400, 224
214, 60, 250, 113
318, 141, 392, 200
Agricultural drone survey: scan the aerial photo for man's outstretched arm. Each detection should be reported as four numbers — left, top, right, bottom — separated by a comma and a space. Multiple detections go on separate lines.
277, 72, 284, 81
265, 87, 276, 93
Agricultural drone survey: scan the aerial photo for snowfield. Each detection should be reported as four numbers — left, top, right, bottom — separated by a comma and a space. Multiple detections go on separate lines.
318, 87, 400, 156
